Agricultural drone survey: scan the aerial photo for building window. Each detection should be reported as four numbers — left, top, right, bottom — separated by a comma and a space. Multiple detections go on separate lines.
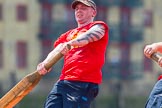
38, 3, 52, 39
16, 41, 27, 68
0, 4, 3, 20
120, 43, 131, 79
41, 3, 52, 26
65, 5, 76, 29
144, 10, 153, 27
96, 6, 107, 22
120, 7, 132, 43
16, 4, 27, 21
120, 7, 131, 28
109, 24, 121, 42
0, 41, 3, 68
52, 3, 66, 22
41, 40, 53, 61
144, 56, 153, 72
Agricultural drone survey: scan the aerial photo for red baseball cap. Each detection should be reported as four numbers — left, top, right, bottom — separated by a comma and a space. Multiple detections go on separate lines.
71, 0, 96, 11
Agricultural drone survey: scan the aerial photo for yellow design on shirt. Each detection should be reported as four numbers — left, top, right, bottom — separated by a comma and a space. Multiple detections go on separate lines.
69, 29, 88, 48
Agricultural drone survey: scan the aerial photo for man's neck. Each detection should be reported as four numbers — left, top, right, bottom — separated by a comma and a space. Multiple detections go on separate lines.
78, 19, 94, 28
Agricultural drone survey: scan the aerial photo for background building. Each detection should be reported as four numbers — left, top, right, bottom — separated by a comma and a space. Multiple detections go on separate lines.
0, 0, 162, 108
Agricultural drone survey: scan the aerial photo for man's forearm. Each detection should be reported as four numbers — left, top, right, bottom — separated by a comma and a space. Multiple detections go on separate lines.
43, 44, 64, 63
68, 24, 105, 47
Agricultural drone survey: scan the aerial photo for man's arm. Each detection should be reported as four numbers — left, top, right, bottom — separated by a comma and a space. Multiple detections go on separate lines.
37, 43, 70, 75
68, 24, 106, 47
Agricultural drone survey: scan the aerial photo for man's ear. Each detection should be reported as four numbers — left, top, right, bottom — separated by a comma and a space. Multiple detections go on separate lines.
92, 10, 97, 17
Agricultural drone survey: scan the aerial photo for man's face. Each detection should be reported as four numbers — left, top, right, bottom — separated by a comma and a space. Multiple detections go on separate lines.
74, 3, 96, 24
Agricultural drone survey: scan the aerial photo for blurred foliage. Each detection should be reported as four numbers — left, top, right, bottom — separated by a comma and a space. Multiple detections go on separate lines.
15, 94, 147, 108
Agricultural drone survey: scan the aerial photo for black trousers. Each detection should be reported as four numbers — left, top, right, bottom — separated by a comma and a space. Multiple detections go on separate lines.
44, 80, 99, 108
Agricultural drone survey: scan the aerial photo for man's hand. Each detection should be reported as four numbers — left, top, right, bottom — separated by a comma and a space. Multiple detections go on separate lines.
37, 62, 51, 75
144, 44, 162, 67
144, 44, 157, 58
60, 42, 71, 55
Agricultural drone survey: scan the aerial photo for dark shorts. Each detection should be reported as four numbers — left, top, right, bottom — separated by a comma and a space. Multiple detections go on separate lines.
44, 80, 99, 108
145, 79, 162, 108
